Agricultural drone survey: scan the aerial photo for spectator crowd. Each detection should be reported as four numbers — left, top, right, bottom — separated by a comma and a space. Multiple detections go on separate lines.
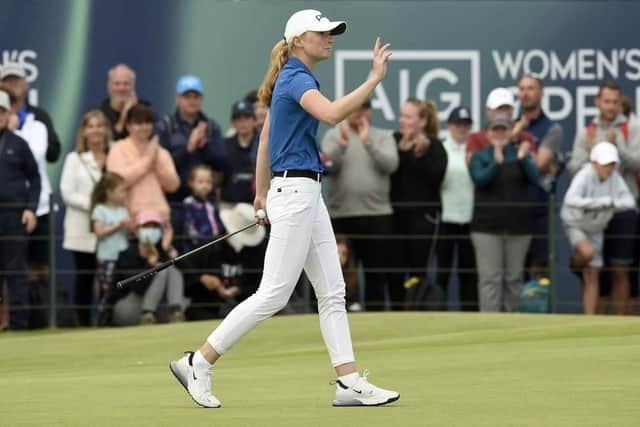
1, 61, 639, 330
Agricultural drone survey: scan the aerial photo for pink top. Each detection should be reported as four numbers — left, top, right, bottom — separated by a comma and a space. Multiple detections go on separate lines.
106, 138, 180, 223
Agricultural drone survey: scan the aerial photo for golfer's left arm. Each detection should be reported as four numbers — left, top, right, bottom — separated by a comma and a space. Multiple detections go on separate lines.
254, 110, 272, 212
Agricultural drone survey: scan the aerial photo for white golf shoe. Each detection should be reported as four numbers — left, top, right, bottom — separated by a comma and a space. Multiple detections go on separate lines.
169, 352, 221, 408
332, 371, 400, 407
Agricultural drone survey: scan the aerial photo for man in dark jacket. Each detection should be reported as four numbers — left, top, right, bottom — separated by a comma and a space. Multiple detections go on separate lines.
155, 75, 226, 249
98, 63, 143, 140
0, 89, 41, 330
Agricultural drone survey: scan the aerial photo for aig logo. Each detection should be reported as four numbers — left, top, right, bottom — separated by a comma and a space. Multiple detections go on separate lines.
335, 50, 481, 129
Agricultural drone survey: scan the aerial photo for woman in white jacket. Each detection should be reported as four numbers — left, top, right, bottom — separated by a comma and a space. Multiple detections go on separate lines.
60, 110, 111, 326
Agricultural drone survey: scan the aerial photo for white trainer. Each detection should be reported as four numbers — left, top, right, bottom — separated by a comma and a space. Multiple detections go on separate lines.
170, 352, 221, 408
169, 352, 190, 390
332, 370, 400, 407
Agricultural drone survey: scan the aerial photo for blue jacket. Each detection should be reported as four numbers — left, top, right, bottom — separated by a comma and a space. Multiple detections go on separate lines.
156, 110, 226, 201
0, 129, 41, 213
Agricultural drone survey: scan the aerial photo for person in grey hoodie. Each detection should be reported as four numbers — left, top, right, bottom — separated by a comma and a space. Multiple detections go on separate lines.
568, 80, 640, 313
562, 142, 635, 315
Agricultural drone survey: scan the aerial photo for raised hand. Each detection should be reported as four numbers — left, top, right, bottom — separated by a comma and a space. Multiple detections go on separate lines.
371, 37, 392, 83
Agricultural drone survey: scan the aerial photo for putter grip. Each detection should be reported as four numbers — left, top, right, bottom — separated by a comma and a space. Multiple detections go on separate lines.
116, 259, 174, 288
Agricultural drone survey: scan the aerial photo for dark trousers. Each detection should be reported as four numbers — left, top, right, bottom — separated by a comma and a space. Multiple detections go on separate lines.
169, 202, 186, 252
600, 210, 638, 297
436, 222, 478, 311
0, 211, 29, 329
96, 260, 117, 326
71, 251, 96, 326
332, 215, 394, 311
389, 209, 439, 310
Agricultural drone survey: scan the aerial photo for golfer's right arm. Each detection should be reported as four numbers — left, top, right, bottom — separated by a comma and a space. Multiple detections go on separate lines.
300, 38, 391, 125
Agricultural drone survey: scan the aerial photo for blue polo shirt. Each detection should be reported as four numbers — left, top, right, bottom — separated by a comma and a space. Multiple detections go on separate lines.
269, 57, 322, 173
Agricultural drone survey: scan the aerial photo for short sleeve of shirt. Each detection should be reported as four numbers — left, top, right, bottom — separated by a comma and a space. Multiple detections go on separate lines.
288, 71, 318, 103
91, 205, 107, 222
116, 207, 129, 222
540, 123, 563, 154
466, 132, 485, 154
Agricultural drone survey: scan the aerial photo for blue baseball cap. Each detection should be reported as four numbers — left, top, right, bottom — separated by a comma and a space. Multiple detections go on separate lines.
176, 75, 204, 95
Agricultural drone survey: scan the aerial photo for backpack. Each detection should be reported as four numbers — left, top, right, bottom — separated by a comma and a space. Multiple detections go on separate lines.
403, 276, 445, 311
586, 120, 629, 142
518, 277, 551, 313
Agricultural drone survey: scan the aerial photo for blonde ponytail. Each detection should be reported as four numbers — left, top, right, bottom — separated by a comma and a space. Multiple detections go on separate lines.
258, 39, 290, 106
424, 100, 439, 137
406, 98, 440, 137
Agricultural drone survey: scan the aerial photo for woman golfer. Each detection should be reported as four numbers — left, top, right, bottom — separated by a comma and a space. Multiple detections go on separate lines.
171, 9, 398, 408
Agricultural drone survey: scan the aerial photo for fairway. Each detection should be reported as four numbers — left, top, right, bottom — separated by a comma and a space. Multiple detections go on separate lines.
1, 312, 639, 426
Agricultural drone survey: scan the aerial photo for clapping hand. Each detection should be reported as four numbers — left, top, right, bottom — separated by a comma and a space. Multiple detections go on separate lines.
413, 133, 431, 156
494, 143, 505, 164
605, 129, 617, 145
517, 141, 531, 160
338, 120, 350, 146
187, 121, 208, 152
586, 126, 597, 150
512, 116, 529, 141
357, 115, 370, 143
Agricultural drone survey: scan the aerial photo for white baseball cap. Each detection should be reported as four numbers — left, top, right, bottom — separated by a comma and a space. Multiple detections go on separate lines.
0, 90, 10, 111
284, 9, 346, 44
0, 63, 26, 80
486, 87, 515, 109
220, 203, 266, 253
590, 142, 619, 165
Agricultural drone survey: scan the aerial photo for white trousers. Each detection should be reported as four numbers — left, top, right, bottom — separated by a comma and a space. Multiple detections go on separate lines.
207, 177, 355, 367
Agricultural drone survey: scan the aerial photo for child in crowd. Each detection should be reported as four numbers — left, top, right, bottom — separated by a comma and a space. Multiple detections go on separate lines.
181, 165, 241, 320
91, 172, 131, 326
561, 142, 635, 315
116, 209, 185, 325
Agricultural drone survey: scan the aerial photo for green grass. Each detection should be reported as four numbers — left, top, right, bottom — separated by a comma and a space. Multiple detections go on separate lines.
1, 312, 639, 426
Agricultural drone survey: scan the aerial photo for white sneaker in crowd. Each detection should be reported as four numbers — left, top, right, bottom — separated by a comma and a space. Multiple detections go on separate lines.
332, 370, 400, 407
